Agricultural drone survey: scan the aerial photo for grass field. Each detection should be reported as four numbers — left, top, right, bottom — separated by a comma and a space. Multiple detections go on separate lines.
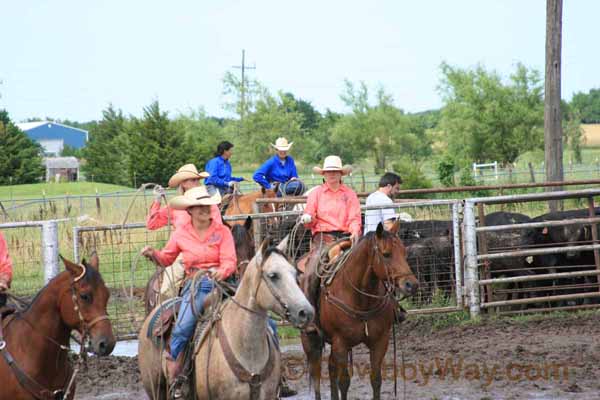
0, 182, 132, 200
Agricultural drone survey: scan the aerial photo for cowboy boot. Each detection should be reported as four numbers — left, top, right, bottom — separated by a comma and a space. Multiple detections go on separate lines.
165, 351, 186, 399
303, 268, 321, 336
279, 375, 297, 397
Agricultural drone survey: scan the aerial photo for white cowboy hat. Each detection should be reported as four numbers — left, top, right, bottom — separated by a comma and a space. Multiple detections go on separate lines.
168, 164, 210, 188
312, 155, 352, 176
169, 186, 221, 209
270, 137, 293, 152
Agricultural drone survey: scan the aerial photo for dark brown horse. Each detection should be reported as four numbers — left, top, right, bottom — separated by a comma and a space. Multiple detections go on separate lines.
0, 254, 115, 400
301, 222, 418, 400
230, 216, 256, 278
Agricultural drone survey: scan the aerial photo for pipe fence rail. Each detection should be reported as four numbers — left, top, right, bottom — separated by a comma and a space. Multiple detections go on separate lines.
9, 185, 600, 341
463, 188, 600, 318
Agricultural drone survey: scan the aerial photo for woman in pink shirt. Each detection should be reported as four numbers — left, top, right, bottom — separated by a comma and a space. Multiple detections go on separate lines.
300, 155, 362, 333
146, 163, 220, 230
146, 164, 222, 299
141, 186, 236, 393
0, 231, 13, 307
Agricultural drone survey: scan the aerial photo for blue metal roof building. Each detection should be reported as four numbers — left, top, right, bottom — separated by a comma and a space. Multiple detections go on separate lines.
15, 121, 88, 156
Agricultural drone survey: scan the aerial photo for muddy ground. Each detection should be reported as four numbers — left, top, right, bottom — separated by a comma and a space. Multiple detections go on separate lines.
75, 312, 600, 399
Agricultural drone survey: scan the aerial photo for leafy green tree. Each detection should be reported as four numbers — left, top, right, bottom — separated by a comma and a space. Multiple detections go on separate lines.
82, 105, 130, 185
0, 110, 44, 184
438, 62, 544, 168
222, 74, 304, 163
60, 144, 83, 158
563, 111, 585, 163
174, 109, 225, 169
571, 88, 600, 123
127, 101, 188, 187
331, 81, 429, 172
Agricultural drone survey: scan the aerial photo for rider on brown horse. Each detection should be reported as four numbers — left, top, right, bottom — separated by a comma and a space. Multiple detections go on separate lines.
0, 231, 13, 307
300, 155, 361, 334
204, 141, 246, 196
252, 137, 306, 197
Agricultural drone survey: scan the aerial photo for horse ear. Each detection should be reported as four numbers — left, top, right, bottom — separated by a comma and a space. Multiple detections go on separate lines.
261, 187, 266, 194
89, 252, 99, 271
276, 236, 288, 253
376, 222, 384, 239
260, 236, 273, 256
389, 219, 401, 235
60, 254, 85, 278
244, 216, 253, 231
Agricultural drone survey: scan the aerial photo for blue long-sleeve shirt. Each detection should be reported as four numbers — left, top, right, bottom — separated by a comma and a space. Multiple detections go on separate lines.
253, 155, 299, 189
204, 156, 244, 189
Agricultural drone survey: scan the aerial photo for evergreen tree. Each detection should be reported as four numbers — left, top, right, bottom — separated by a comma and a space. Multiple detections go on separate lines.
0, 110, 44, 184
82, 105, 130, 185
127, 101, 188, 187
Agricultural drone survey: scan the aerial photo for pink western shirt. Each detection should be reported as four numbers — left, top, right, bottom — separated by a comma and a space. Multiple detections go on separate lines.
146, 201, 222, 230
0, 232, 13, 283
152, 219, 237, 279
304, 183, 362, 237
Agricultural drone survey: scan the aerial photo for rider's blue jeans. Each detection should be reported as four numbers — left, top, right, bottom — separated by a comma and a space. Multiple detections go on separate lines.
169, 276, 280, 359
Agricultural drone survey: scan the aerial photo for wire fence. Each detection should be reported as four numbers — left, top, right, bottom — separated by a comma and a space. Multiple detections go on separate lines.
8, 184, 600, 340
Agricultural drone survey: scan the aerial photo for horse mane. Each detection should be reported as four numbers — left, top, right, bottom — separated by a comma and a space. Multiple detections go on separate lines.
231, 224, 249, 242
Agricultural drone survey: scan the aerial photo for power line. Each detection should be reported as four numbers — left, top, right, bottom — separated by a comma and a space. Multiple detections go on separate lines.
232, 49, 256, 122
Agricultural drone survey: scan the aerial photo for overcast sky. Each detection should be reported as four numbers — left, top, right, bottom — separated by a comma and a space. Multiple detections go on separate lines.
1, 0, 598, 122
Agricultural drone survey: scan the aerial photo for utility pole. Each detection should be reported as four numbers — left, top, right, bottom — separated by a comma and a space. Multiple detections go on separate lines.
232, 50, 256, 124
545, 0, 564, 212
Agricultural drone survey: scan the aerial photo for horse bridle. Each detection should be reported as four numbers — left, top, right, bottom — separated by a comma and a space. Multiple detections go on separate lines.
0, 263, 109, 400
326, 235, 414, 323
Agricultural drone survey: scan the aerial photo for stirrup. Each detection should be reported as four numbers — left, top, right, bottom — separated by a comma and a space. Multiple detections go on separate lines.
169, 375, 188, 400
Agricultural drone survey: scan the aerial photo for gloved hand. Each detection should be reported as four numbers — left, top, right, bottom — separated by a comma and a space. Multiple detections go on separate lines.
350, 233, 360, 246
153, 185, 166, 202
228, 181, 236, 187
0, 277, 10, 293
300, 214, 312, 224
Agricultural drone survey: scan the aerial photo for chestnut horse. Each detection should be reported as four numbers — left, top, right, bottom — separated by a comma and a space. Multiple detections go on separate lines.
0, 254, 115, 400
223, 187, 278, 226
301, 222, 418, 400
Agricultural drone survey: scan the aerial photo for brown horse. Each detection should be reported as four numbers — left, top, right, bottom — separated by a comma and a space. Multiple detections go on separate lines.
301, 222, 418, 400
0, 254, 115, 400
229, 216, 256, 278
223, 187, 278, 225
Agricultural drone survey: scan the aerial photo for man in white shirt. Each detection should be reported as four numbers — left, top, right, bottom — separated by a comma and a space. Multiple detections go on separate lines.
364, 172, 402, 234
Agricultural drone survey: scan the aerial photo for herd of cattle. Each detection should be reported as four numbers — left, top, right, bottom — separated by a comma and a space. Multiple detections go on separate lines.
277, 207, 600, 309
398, 208, 600, 308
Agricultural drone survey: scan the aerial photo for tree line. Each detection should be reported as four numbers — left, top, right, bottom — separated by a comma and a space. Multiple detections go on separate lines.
0, 63, 598, 187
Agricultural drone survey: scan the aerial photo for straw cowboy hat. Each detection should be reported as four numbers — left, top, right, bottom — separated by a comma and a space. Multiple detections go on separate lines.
313, 155, 352, 176
168, 164, 210, 188
169, 186, 221, 210
270, 137, 293, 151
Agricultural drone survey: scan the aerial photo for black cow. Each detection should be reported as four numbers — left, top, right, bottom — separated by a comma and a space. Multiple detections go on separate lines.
399, 220, 453, 245
406, 234, 454, 303
479, 211, 538, 305
531, 208, 600, 304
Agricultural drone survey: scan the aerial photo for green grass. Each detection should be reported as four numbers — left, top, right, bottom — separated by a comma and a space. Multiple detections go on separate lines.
0, 182, 133, 200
